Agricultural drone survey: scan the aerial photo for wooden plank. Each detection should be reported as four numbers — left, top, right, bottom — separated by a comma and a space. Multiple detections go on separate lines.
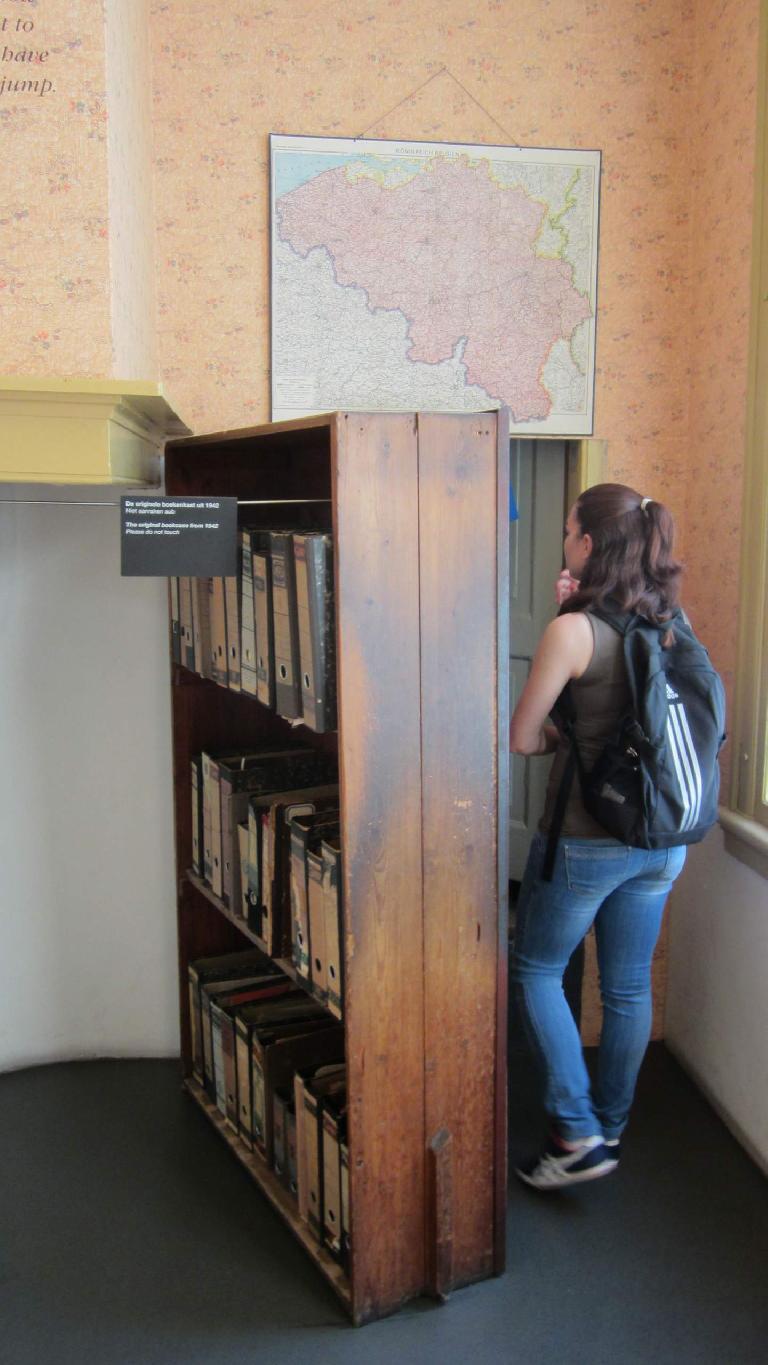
184, 1078, 351, 1312
494, 410, 510, 1273
333, 413, 426, 1322
418, 412, 501, 1289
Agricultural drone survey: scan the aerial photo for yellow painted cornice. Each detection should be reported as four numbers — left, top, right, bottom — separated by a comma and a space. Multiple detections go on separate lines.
0, 378, 191, 486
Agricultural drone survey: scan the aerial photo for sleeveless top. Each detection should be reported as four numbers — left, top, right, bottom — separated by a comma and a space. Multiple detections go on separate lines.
539, 612, 632, 838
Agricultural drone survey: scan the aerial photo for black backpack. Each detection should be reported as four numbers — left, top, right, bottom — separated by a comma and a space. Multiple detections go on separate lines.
543, 605, 727, 881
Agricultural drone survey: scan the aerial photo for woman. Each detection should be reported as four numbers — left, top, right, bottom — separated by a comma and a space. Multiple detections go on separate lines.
509, 483, 687, 1189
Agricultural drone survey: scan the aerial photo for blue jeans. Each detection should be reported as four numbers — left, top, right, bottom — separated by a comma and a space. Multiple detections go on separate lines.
510, 832, 686, 1142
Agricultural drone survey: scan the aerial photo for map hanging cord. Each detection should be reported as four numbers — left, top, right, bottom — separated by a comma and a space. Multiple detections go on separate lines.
356, 67, 522, 147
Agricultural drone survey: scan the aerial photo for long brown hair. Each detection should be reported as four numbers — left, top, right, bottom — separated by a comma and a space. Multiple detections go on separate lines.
560, 482, 682, 626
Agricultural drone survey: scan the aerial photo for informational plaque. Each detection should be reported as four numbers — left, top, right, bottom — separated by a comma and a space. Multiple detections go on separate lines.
120, 496, 238, 576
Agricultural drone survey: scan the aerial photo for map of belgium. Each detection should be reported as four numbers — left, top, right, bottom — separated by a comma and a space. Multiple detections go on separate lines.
271, 136, 600, 435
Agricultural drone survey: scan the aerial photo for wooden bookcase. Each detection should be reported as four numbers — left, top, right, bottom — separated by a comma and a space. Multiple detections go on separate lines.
165, 410, 510, 1326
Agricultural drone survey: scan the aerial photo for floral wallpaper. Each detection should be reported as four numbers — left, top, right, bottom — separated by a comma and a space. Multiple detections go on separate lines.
146, 0, 758, 726
683, 0, 759, 784
0, 0, 112, 373
0, 0, 759, 712
105, 0, 157, 378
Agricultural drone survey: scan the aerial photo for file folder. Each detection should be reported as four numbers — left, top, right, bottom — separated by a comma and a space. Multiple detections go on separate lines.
269, 531, 301, 718
294, 532, 337, 732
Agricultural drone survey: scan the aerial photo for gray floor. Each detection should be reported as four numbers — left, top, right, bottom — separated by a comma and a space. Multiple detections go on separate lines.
2, 1044, 767, 1365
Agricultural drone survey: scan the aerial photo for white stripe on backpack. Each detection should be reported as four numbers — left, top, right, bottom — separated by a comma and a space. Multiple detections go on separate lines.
667, 702, 702, 831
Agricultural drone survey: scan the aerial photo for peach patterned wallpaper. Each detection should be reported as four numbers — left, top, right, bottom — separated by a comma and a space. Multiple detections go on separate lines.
149, 0, 701, 510
105, 0, 157, 378
145, 0, 758, 707
0, 0, 113, 373
684, 0, 759, 766
0, 0, 759, 705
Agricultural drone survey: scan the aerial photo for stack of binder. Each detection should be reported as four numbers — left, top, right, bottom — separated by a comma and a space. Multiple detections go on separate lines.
170, 527, 337, 732
288, 811, 343, 1015
246, 784, 339, 957
187, 949, 349, 1264
295, 1062, 348, 1266
189, 747, 338, 910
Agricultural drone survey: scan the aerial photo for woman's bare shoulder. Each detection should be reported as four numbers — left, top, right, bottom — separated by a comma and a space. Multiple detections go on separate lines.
541, 612, 594, 676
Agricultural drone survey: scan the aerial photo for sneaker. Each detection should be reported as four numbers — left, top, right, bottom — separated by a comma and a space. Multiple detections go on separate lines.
515, 1135, 617, 1190
604, 1138, 622, 1165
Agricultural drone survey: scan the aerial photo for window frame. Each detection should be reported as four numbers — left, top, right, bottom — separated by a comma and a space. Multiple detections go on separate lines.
722, 0, 768, 879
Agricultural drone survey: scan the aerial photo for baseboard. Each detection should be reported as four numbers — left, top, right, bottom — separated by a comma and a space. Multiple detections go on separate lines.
664, 1039, 768, 1178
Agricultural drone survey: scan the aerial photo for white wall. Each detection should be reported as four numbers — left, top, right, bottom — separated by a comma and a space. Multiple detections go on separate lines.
666, 829, 768, 1172
0, 487, 179, 1070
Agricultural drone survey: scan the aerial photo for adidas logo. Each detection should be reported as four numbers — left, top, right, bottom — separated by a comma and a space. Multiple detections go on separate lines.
666, 682, 679, 701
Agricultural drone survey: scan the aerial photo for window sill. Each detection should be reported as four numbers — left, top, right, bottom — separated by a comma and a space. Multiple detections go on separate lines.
718, 807, 768, 881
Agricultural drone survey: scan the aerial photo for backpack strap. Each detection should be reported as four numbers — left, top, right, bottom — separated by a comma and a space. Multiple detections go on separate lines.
541, 683, 589, 881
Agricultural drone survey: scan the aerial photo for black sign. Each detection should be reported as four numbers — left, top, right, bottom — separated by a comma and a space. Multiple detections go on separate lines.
120, 496, 238, 576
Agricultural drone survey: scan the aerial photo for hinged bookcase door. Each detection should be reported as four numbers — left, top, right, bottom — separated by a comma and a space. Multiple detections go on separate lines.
333, 413, 427, 1324
418, 411, 509, 1293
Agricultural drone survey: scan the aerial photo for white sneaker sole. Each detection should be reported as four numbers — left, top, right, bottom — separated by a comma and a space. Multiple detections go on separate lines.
516, 1156, 618, 1190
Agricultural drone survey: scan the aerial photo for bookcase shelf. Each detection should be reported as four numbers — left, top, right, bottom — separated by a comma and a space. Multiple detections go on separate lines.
183, 1077, 352, 1311
167, 411, 510, 1326
185, 869, 313, 999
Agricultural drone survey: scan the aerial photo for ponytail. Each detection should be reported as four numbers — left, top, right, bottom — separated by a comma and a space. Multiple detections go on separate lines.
560, 483, 682, 626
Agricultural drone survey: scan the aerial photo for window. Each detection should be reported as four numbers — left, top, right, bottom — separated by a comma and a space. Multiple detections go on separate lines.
720, 11, 768, 879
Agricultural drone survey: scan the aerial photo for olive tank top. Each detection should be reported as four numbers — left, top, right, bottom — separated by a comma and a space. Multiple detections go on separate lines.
539, 612, 631, 838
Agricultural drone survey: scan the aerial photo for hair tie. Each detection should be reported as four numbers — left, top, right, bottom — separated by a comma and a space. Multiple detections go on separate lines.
640, 497, 653, 513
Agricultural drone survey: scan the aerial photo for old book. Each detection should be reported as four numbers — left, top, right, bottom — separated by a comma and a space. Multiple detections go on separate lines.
231, 994, 323, 1145
240, 530, 258, 696
321, 837, 343, 1019
235, 1005, 326, 1150
234, 1007, 305, 1151
294, 1062, 346, 1227
322, 1096, 347, 1259
253, 535, 276, 709
190, 755, 203, 877
224, 572, 241, 691
202, 977, 293, 1102
179, 576, 195, 671
269, 530, 301, 719
306, 848, 328, 1003
237, 821, 250, 921
286, 1098, 298, 1199
294, 532, 337, 733
249, 784, 339, 956
209, 577, 228, 685
201, 751, 216, 885
218, 749, 337, 908
302, 1067, 347, 1241
272, 1085, 293, 1184
250, 1008, 336, 1158
169, 577, 181, 665
187, 951, 274, 1084
191, 577, 212, 678
340, 1136, 350, 1270
289, 812, 340, 980
217, 988, 304, 1131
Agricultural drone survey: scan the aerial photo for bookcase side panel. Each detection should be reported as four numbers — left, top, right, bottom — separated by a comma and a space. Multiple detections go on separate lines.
417, 412, 502, 1291
493, 409, 510, 1271
334, 414, 427, 1322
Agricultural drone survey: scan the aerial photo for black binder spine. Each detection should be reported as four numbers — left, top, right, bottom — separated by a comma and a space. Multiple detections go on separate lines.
297, 533, 337, 733
270, 531, 302, 719
253, 535, 276, 710
240, 531, 258, 697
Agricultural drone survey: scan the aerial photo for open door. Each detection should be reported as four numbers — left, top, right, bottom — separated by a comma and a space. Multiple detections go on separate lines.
508, 439, 567, 883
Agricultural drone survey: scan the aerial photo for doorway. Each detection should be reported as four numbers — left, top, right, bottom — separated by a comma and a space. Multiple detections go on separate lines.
508, 438, 568, 882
